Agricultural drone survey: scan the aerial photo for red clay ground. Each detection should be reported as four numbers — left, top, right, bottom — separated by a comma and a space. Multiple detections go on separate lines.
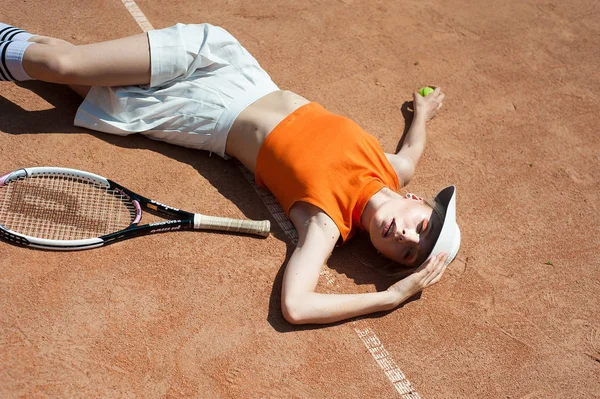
1, 0, 599, 398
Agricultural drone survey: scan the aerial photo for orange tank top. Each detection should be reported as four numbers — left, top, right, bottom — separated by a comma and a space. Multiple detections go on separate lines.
255, 102, 400, 242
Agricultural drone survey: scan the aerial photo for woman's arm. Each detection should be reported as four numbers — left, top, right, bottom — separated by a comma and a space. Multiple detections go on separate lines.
386, 87, 445, 185
281, 202, 448, 325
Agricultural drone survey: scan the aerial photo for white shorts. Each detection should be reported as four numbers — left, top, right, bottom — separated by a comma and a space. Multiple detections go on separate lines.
74, 23, 279, 158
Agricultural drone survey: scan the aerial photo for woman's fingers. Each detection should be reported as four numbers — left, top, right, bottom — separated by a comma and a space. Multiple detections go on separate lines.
428, 263, 448, 285
421, 253, 448, 287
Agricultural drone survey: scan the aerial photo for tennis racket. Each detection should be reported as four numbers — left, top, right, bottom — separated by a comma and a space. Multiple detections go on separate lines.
0, 167, 270, 250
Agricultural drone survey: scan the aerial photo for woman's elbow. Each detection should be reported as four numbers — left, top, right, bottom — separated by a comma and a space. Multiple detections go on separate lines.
281, 293, 310, 325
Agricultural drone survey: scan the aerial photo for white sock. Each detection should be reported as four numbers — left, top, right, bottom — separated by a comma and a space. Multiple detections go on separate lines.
0, 41, 34, 81
0, 23, 34, 41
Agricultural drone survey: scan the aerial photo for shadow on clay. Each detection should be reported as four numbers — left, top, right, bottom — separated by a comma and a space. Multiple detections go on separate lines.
0, 82, 83, 134
395, 101, 414, 154
2, 81, 420, 330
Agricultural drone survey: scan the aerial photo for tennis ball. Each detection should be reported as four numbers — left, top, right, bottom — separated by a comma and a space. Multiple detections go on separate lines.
418, 87, 434, 97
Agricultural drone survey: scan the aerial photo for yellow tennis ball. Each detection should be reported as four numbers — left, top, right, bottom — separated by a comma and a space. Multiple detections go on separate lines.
418, 87, 434, 97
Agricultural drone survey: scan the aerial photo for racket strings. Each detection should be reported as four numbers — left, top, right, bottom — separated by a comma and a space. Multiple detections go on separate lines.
0, 174, 137, 240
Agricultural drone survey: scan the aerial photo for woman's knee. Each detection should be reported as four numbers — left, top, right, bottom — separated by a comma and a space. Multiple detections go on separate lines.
23, 44, 70, 83
39, 46, 79, 83
23, 43, 82, 84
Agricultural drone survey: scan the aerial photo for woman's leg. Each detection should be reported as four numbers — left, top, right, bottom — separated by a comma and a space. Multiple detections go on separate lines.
27, 35, 92, 97
22, 33, 150, 88
28, 35, 73, 46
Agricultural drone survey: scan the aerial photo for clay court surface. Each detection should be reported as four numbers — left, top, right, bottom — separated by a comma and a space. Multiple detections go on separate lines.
1, 0, 599, 397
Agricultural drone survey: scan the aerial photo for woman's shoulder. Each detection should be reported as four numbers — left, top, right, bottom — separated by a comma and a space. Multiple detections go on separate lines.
289, 201, 340, 238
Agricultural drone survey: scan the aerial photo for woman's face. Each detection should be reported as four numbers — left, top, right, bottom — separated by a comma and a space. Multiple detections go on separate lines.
367, 196, 442, 267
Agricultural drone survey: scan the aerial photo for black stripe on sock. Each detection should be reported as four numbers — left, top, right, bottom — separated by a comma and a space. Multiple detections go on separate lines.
0, 26, 16, 38
0, 42, 15, 81
0, 27, 20, 41
6, 29, 26, 41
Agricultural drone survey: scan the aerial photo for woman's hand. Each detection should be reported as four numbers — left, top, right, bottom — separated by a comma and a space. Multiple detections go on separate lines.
413, 86, 445, 121
386, 253, 449, 306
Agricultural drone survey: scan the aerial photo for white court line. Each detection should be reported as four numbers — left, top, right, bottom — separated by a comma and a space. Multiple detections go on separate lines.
117, 2, 420, 397
120, 0, 154, 32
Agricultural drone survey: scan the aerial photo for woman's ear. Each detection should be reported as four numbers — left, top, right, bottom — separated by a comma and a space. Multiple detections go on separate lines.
405, 193, 423, 201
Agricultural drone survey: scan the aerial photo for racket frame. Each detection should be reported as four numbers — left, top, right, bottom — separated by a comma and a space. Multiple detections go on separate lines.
0, 167, 268, 251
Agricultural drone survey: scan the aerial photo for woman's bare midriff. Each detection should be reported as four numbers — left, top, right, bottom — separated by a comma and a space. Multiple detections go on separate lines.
226, 90, 310, 173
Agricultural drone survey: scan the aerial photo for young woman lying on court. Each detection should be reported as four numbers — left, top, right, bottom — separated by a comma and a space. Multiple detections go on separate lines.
0, 23, 461, 324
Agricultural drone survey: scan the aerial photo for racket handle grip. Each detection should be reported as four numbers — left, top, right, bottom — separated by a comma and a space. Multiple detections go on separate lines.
193, 214, 270, 237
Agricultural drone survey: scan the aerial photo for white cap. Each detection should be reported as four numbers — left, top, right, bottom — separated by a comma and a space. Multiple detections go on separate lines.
422, 185, 461, 267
